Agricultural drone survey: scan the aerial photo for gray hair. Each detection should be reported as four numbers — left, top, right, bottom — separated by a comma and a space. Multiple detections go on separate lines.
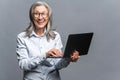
25, 1, 56, 41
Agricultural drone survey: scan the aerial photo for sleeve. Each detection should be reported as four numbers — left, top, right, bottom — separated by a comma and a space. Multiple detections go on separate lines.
53, 32, 70, 70
16, 34, 46, 71
55, 58, 70, 70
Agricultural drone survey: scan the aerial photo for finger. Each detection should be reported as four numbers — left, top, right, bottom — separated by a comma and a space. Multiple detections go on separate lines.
73, 52, 79, 59
74, 51, 79, 56
49, 51, 57, 57
71, 55, 80, 61
51, 49, 62, 57
71, 54, 78, 59
71, 55, 76, 61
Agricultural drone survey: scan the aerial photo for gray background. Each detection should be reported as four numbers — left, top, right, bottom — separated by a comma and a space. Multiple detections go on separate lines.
0, 0, 120, 80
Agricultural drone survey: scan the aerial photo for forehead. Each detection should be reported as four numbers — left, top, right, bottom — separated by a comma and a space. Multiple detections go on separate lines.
34, 5, 48, 12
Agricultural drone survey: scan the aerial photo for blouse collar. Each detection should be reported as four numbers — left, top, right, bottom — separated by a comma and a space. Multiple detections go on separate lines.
30, 29, 46, 38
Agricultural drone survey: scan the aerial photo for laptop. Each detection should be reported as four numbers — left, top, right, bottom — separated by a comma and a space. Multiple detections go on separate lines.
63, 32, 94, 58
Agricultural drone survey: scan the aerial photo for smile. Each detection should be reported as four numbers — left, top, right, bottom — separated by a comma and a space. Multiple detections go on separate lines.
37, 20, 44, 25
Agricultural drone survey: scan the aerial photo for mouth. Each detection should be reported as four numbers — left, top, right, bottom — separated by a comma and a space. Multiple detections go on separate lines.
37, 19, 44, 25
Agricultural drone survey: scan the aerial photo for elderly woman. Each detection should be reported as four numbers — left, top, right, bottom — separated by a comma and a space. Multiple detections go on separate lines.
16, 1, 80, 80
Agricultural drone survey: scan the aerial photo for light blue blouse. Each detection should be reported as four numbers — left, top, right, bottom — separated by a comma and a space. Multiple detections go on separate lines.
16, 30, 70, 80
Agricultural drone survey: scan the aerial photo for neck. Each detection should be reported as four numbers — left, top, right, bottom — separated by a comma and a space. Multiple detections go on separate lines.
34, 28, 44, 36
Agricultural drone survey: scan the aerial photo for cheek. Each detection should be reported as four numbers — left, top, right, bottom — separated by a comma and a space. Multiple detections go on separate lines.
33, 20, 37, 26
45, 19, 49, 24
42, 19, 49, 26
33, 17, 37, 22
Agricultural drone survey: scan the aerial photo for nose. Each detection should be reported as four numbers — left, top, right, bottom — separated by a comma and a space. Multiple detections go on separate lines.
38, 14, 43, 19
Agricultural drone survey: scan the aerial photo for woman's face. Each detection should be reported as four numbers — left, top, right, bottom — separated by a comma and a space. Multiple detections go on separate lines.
33, 5, 49, 30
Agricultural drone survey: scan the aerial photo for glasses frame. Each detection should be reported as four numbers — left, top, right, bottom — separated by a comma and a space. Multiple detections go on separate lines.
33, 12, 48, 18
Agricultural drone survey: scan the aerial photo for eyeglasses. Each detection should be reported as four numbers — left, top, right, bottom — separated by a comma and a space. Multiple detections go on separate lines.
33, 12, 48, 18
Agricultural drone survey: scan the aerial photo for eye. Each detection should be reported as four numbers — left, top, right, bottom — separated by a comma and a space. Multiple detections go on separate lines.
33, 13, 39, 16
33, 12, 48, 18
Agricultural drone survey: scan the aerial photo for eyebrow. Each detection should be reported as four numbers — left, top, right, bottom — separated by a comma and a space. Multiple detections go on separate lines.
34, 11, 48, 13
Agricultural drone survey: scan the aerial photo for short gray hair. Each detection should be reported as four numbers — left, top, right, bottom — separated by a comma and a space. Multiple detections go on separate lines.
25, 1, 56, 41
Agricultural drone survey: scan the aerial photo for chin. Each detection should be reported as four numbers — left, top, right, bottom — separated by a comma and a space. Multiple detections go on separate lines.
37, 25, 46, 29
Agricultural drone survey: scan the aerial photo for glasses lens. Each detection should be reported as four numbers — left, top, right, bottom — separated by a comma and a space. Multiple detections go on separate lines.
33, 12, 48, 18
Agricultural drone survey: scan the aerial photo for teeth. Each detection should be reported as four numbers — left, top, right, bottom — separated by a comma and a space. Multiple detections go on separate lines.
38, 22, 42, 23
38, 21, 43, 23
37, 21, 43, 25
38, 20, 44, 23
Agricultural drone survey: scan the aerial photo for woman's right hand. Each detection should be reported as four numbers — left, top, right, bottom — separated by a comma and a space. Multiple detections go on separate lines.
46, 48, 62, 58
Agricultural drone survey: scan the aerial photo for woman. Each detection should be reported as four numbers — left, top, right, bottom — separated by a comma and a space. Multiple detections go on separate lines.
16, 1, 80, 80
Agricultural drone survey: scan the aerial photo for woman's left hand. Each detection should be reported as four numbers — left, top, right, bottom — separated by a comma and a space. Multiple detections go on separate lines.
69, 50, 80, 62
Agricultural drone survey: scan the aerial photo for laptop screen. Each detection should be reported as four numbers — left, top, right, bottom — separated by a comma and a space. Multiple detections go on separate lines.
63, 32, 94, 58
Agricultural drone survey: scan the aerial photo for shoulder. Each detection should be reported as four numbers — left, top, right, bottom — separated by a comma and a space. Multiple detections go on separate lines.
17, 31, 26, 39
53, 31, 61, 36
53, 31, 61, 38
